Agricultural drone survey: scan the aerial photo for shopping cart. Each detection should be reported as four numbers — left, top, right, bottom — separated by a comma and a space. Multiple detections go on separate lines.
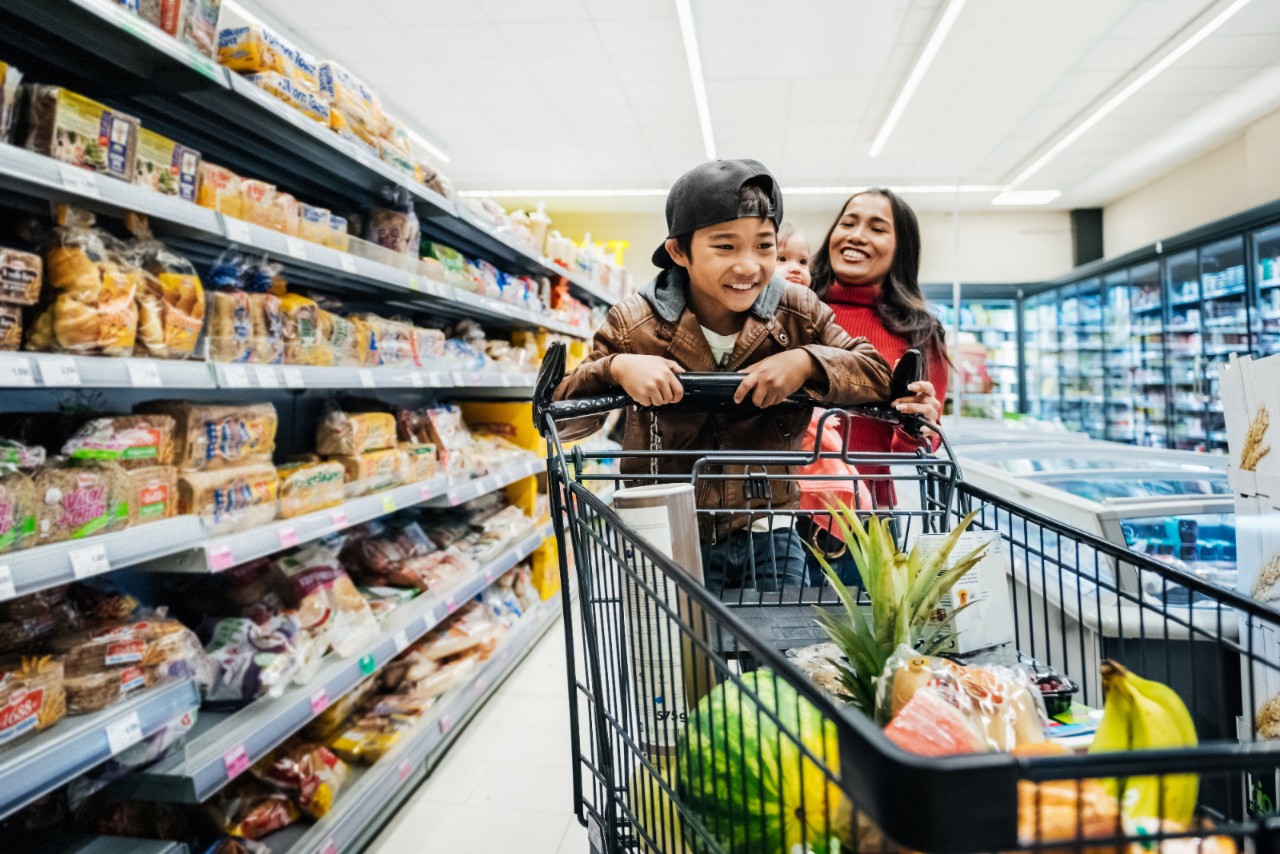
533, 342, 1280, 854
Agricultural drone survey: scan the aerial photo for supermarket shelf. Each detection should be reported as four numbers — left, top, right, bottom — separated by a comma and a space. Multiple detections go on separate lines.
120, 520, 555, 805
270, 592, 564, 854
7, 835, 188, 854
0, 516, 205, 604
0, 677, 200, 819
138, 456, 545, 574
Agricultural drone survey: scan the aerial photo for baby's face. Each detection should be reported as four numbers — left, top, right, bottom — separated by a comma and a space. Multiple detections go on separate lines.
777, 234, 811, 288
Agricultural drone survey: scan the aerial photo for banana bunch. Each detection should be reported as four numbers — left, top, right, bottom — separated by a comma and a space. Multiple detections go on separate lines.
1088, 660, 1199, 828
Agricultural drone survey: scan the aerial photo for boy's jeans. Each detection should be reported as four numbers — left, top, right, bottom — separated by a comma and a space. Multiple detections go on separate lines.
700, 527, 806, 593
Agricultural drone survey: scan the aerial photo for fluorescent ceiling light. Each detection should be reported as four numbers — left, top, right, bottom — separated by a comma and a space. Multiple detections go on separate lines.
407, 129, 451, 165
459, 185, 1005, 199
1010, 0, 1252, 187
870, 0, 967, 158
991, 190, 1061, 206
675, 0, 716, 160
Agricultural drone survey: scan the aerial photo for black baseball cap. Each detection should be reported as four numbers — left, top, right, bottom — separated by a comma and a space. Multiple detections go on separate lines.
651, 159, 784, 269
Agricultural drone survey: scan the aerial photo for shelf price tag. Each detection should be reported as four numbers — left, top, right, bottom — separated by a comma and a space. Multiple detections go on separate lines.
439, 715, 453, 735
425, 373, 442, 386
409, 372, 424, 388
283, 366, 305, 389
485, 568, 496, 584
0, 566, 13, 601
309, 688, 330, 715
338, 254, 358, 275
223, 217, 252, 245
445, 596, 457, 615
278, 527, 299, 549
397, 758, 412, 780
223, 744, 250, 781
393, 630, 409, 653
419, 483, 434, 502
358, 369, 376, 389
69, 544, 109, 580
105, 712, 143, 754
317, 838, 338, 854
285, 237, 308, 261
58, 163, 101, 199
0, 356, 35, 387
474, 677, 488, 696
255, 366, 280, 388
40, 356, 81, 386
331, 509, 350, 529
381, 495, 397, 514
219, 364, 250, 388
207, 545, 236, 572
127, 361, 163, 387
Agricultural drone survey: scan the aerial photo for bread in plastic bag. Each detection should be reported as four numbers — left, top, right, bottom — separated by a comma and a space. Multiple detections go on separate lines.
203, 614, 304, 704
330, 448, 406, 498
34, 460, 129, 543
276, 461, 345, 519
327, 711, 417, 764
270, 540, 378, 658
302, 678, 377, 741
365, 190, 419, 256
197, 162, 243, 218
138, 401, 277, 471
316, 410, 396, 456
62, 414, 176, 469
210, 777, 301, 840
0, 467, 37, 554
129, 233, 205, 359
252, 739, 349, 819
0, 655, 65, 748
177, 463, 278, 534
0, 588, 78, 653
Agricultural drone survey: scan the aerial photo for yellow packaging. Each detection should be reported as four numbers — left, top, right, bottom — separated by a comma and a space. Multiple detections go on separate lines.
133, 128, 201, 201
245, 71, 329, 124
197, 162, 242, 219
299, 204, 330, 245
280, 292, 320, 365
399, 443, 438, 483
317, 411, 396, 456
240, 180, 276, 229
24, 86, 139, 182
329, 448, 405, 497
274, 191, 299, 237
276, 461, 345, 519
177, 463, 278, 534
326, 214, 350, 253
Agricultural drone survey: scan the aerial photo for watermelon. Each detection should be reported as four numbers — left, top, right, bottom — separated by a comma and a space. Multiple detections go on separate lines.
675, 669, 849, 853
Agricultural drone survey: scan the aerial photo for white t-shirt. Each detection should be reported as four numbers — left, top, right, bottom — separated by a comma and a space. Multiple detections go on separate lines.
701, 325, 738, 368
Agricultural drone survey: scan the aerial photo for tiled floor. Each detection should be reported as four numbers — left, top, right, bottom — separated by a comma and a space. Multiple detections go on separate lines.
368, 614, 590, 854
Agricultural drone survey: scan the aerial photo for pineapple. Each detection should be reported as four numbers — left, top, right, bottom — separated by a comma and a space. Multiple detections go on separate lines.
812, 504, 988, 720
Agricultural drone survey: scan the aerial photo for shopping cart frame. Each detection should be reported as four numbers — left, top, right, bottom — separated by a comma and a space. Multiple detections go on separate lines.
533, 343, 1280, 854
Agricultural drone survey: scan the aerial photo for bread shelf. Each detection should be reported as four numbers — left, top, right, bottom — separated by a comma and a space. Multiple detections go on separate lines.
9, 835, 189, 854
267, 592, 563, 854
0, 677, 200, 819
116, 521, 555, 805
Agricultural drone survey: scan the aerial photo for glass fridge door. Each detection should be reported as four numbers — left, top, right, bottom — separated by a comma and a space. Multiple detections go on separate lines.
1167, 249, 1206, 451
954, 299, 1019, 418
1253, 223, 1280, 356
1199, 236, 1247, 453
1060, 280, 1105, 438
1104, 270, 1135, 444
1131, 262, 1168, 448
1026, 294, 1061, 423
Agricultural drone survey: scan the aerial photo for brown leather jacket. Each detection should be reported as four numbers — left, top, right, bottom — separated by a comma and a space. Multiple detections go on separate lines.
553, 269, 892, 541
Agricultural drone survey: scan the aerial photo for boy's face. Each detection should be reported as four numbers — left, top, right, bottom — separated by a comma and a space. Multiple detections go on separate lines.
666, 217, 777, 318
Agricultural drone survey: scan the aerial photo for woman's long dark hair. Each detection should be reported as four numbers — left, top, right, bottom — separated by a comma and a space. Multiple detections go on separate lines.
811, 188, 947, 363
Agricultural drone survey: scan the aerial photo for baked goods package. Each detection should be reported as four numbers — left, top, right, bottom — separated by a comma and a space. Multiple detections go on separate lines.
125, 465, 178, 527
317, 61, 380, 134
420, 602, 499, 661
316, 410, 396, 456
133, 128, 201, 201
279, 292, 322, 365
23, 86, 140, 182
196, 162, 243, 218
273, 192, 300, 237
203, 614, 304, 704
238, 179, 277, 231
64, 664, 153, 715
302, 678, 376, 741
0, 467, 37, 554
138, 401, 277, 471
360, 315, 416, 367
423, 405, 475, 477
130, 234, 206, 360
0, 588, 78, 654
270, 541, 378, 657
34, 461, 129, 544
327, 711, 417, 765
252, 740, 349, 819
326, 213, 350, 252
330, 448, 406, 497
245, 72, 329, 125
0, 439, 45, 471
0, 656, 65, 749
319, 310, 355, 367
0, 247, 43, 306
413, 327, 446, 367
276, 461, 344, 519
61, 414, 176, 469
177, 463, 278, 534
339, 519, 436, 591
365, 189, 419, 256
182, 0, 221, 57
399, 443, 439, 484
0, 304, 20, 351
210, 777, 300, 841
298, 204, 330, 245
0, 62, 23, 145
137, 0, 184, 36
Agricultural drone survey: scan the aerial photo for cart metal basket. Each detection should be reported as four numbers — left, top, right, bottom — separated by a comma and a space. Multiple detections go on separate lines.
533, 343, 1280, 854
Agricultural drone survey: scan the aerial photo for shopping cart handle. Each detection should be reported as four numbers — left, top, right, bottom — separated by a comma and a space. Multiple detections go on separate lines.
533, 342, 928, 434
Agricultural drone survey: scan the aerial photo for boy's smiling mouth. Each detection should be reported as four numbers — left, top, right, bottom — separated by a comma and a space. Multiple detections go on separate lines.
726, 281, 759, 291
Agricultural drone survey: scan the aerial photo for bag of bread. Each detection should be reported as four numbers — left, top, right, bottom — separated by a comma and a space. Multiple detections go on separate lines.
250, 292, 283, 364
399, 443, 438, 484
64, 664, 153, 715
126, 465, 178, 526
252, 740, 349, 819
323, 311, 357, 367
129, 231, 205, 360
213, 777, 301, 840
177, 463, 278, 534
365, 189, 419, 256
279, 292, 320, 365
239, 179, 277, 230
0, 656, 65, 748
0, 467, 37, 554
34, 461, 128, 544
205, 289, 253, 362
62, 414, 175, 469
273, 191, 300, 237
276, 461, 344, 519
330, 448, 405, 498
326, 213, 350, 253
181, 0, 221, 58
138, 401, 277, 471
350, 314, 380, 367
203, 614, 304, 704
412, 327, 445, 367
197, 162, 243, 218
24, 86, 140, 182
298, 204, 330, 245
0, 588, 78, 654
0, 247, 42, 306
0, 62, 23, 146
316, 410, 395, 456
271, 540, 378, 657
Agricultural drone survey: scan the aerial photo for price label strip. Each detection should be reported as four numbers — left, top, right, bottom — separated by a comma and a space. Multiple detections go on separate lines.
255, 366, 280, 388
40, 356, 81, 386
285, 237, 308, 260
105, 712, 143, 754
58, 162, 101, 199
0, 566, 13, 601
128, 360, 163, 388
223, 744, 251, 781
207, 545, 236, 572
69, 543, 110, 580
223, 217, 252, 245
338, 254, 357, 274
219, 363, 251, 388
0, 356, 35, 387
283, 366, 305, 389
309, 688, 330, 715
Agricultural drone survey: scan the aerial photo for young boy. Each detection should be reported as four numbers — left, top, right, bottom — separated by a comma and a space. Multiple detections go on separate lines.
554, 159, 891, 592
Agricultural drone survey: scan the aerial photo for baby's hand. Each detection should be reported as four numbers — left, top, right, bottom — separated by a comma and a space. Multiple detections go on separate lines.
612, 354, 685, 406
733, 350, 815, 407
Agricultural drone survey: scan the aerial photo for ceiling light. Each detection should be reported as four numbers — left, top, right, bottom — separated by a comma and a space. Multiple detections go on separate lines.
870, 0, 967, 158
1009, 0, 1252, 187
407, 129, 451, 165
675, 0, 716, 160
991, 190, 1062, 206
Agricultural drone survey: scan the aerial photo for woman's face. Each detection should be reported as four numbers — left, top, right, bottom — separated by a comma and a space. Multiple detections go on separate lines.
827, 193, 896, 287
777, 233, 811, 287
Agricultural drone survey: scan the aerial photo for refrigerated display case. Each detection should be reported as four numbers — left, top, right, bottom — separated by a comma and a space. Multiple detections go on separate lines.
1200, 236, 1249, 452
1254, 223, 1280, 356
1059, 280, 1106, 436
1167, 249, 1207, 452
934, 297, 1020, 418
1105, 262, 1168, 447
1024, 292, 1062, 423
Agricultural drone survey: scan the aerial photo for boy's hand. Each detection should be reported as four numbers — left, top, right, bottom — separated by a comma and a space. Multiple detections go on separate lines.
612, 354, 685, 406
734, 350, 815, 407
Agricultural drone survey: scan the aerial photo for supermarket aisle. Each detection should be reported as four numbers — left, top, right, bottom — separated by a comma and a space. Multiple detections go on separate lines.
368, 611, 589, 853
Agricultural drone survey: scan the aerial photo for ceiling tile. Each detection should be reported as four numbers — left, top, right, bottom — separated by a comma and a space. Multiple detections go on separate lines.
583, 0, 674, 20
371, 0, 487, 24
610, 54, 690, 84
498, 21, 606, 55
479, 0, 590, 22
297, 26, 421, 62
525, 55, 619, 85
402, 24, 515, 58
593, 17, 684, 55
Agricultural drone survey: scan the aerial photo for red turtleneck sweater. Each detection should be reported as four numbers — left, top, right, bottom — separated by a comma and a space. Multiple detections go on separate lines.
824, 281, 948, 481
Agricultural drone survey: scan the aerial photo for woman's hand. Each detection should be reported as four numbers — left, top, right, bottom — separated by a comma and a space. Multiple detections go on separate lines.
612, 354, 685, 406
893, 378, 942, 426
734, 350, 816, 408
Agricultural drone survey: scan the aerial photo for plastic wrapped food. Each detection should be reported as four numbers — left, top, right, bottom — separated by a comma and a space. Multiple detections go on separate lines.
365, 199, 419, 257
137, 0, 184, 35
203, 615, 304, 703
24, 85, 139, 182
0, 62, 23, 145
420, 603, 498, 661
250, 292, 283, 364
379, 646, 440, 693
133, 128, 201, 201
182, 0, 221, 57
48, 616, 193, 678
399, 443, 438, 483
70, 586, 139, 624
423, 405, 475, 476
351, 314, 379, 367
239, 179, 277, 231
253, 740, 349, 818
0, 439, 44, 471
302, 678, 377, 741
298, 204, 330, 245
276, 461, 345, 519
245, 71, 329, 125
197, 162, 243, 218
271, 542, 378, 658
206, 289, 252, 362
0, 468, 37, 554
64, 664, 152, 715
317, 61, 380, 134
273, 192, 300, 237
321, 310, 356, 367
330, 448, 406, 497
326, 214, 350, 252
279, 292, 322, 365
213, 778, 301, 840
62, 414, 175, 468
130, 236, 206, 359
139, 401, 277, 471
177, 463, 278, 534
0, 656, 65, 748
316, 411, 396, 456
327, 711, 417, 764
68, 709, 196, 807
0, 304, 19, 351
413, 327, 445, 366
359, 585, 417, 621
357, 315, 414, 367
34, 461, 129, 544
0, 247, 42, 306
217, 8, 314, 84
0, 589, 77, 654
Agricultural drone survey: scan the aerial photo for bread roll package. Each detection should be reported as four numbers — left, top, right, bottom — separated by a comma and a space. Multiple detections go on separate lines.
126, 465, 178, 526
24, 85, 140, 182
298, 204, 330, 245
196, 162, 243, 218
62, 414, 176, 469
325, 214, 350, 253
0, 656, 65, 746
329, 449, 405, 498
245, 72, 329, 125
137, 401, 277, 471
34, 461, 129, 544
0, 248, 43, 306
277, 461, 345, 519
133, 128, 201, 201
399, 443, 438, 484
178, 463, 278, 533
132, 239, 205, 360
240, 180, 277, 230
0, 305, 20, 352
316, 411, 396, 456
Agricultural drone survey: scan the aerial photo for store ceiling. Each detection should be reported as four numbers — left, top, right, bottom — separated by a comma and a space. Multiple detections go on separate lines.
252, 0, 1280, 212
